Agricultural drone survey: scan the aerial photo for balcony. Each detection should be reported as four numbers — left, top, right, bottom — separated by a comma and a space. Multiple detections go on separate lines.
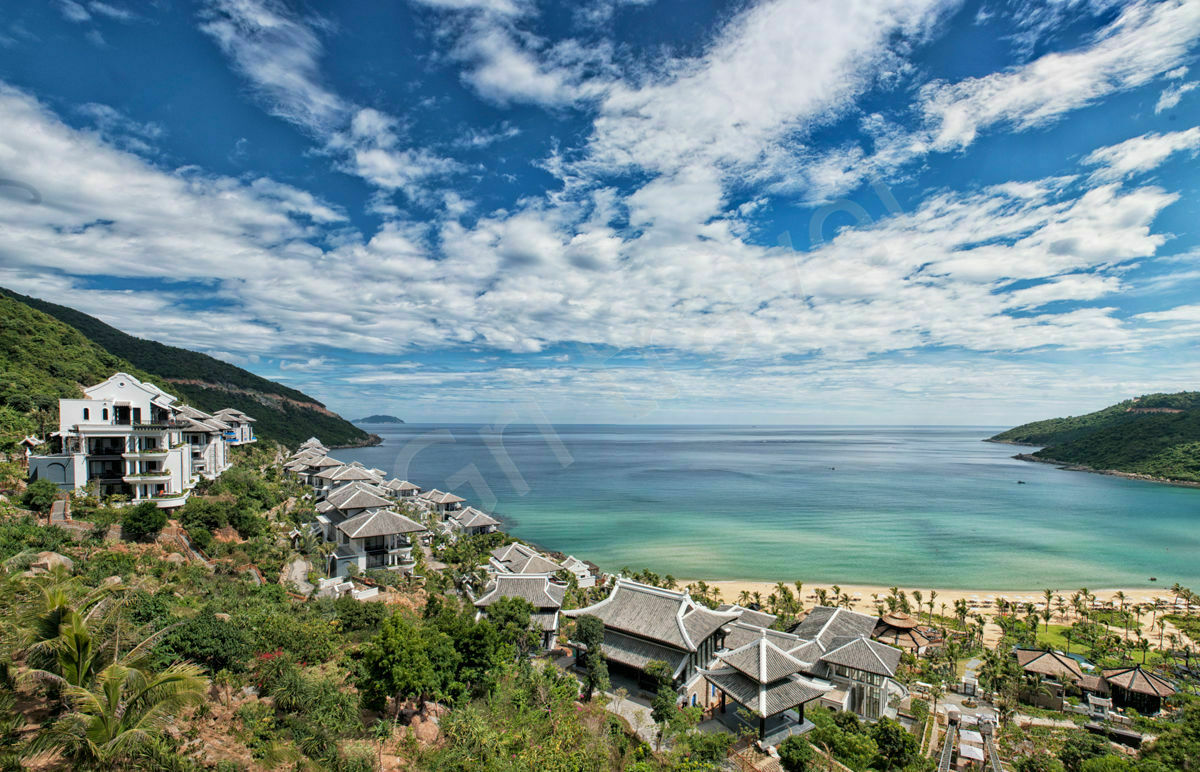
149, 492, 190, 508
123, 449, 169, 459
124, 472, 172, 483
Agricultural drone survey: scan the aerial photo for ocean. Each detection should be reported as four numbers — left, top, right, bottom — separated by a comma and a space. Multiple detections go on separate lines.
335, 425, 1200, 590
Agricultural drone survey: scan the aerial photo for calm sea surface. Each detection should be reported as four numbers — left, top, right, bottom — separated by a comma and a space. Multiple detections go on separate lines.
336, 425, 1200, 589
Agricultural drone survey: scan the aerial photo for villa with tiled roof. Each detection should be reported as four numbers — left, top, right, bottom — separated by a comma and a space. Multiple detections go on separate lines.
564, 579, 741, 689
474, 573, 567, 649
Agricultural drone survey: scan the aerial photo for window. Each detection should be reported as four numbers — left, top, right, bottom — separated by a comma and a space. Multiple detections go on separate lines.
82, 408, 90, 420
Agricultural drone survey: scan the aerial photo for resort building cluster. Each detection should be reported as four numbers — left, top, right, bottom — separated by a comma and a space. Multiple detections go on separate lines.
279, 433, 1185, 758
24, 383, 1181, 759
26, 373, 255, 508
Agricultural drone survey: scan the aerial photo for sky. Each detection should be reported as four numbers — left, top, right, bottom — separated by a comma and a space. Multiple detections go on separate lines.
1, 0, 1200, 425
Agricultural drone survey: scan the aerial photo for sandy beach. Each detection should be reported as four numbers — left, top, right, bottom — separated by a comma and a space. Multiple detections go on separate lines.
690, 581, 1187, 648
700, 581, 1178, 614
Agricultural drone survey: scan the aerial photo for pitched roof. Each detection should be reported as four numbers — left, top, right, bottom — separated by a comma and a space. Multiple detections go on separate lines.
1015, 649, 1083, 682
722, 621, 801, 653
599, 630, 690, 675
453, 507, 501, 529
384, 479, 421, 492
704, 667, 828, 718
336, 509, 426, 539
316, 465, 379, 482
717, 604, 778, 629
491, 543, 563, 574
474, 574, 566, 609
1102, 666, 1176, 697
422, 489, 466, 505
563, 579, 739, 652
326, 484, 392, 511
819, 637, 901, 677
790, 606, 879, 648
719, 636, 806, 683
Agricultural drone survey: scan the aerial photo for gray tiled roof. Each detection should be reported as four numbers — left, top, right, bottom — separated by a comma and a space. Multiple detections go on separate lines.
818, 637, 901, 677
327, 484, 392, 511
723, 621, 801, 652
600, 630, 690, 675
704, 668, 828, 718
719, 636, 805, 684
337, 509, 426, 539
790, 606, 879, 649
474, 574, 566, 609
563, 579, 739, 651
530, 611, 559, 633
491, 543, 562, 574
453, 507, 500, 529
717, 604, 779, 628
421, 489, 466, 504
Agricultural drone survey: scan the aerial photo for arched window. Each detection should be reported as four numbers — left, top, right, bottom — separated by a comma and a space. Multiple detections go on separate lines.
82, 408, 90, 420
102, 408, 109, 421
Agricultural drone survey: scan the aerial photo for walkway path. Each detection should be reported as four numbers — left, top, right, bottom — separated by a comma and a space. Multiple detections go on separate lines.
284, 557, 314, 595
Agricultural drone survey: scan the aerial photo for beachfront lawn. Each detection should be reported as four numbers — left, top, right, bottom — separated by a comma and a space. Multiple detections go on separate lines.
1036, 624, 1076, 652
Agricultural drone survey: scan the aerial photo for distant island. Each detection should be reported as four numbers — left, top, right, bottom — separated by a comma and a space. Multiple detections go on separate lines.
990, 391, 1200, 484
354, 414, 405, 424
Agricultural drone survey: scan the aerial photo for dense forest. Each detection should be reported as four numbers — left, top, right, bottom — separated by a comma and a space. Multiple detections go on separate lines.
990, 393, 1200, 483
0, 289, 369, 448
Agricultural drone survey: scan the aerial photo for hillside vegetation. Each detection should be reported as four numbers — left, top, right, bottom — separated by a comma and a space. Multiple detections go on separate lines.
0, 289, 369, 448
991, 392, 1200, 482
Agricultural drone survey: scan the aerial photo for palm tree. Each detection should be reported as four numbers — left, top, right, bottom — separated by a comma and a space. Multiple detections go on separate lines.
912, 591, 924, 622
1055, 596, 1067, 625
34, 662, 208, 770
737, 590, 752, 606
815, 588, 829, 607
928, 590, 937, 623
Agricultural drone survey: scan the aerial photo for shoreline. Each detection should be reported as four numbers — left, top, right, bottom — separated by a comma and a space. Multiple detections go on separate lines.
330, 432, 383, 449
1012, 452, 1200, 489
689, 580, 1182, 615
988, 438, 1200, 489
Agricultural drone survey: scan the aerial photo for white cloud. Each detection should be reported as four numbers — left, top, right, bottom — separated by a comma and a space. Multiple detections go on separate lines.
58, 1, 91, 23
584, 0, 952, 178
1083, 127, 1200, 182
200, 0, 457, 197
1155, 80, 1199, 112
922, 1, 1200, 151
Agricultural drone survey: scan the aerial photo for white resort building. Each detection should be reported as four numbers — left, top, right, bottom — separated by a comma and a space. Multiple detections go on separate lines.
27, 373, 253, 508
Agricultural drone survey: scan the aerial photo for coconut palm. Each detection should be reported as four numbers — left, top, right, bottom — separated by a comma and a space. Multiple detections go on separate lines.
927, 590, 937, 623
912, 591, 924, 621
34, 662, 207, 770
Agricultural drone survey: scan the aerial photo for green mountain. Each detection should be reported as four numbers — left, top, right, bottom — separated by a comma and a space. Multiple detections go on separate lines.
990, 392, 1200, 483
0, 289, 371, 448
354, 414, 404, 424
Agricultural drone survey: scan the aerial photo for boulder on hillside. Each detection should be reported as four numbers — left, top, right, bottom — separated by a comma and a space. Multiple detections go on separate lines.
31, 551, 73, 573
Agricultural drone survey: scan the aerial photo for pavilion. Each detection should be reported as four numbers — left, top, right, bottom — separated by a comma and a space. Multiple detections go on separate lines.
1101, 666, 1176, 715
701, 634, 830, 742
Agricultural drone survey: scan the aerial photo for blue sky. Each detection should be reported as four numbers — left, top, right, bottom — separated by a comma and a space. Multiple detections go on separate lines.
2, 0, 1200, 424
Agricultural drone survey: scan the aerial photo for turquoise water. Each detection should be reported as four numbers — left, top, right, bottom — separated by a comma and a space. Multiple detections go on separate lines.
337, 425, 1200, 589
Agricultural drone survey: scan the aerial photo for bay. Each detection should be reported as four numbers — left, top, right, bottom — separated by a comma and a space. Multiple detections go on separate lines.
335, 424, 1200, 589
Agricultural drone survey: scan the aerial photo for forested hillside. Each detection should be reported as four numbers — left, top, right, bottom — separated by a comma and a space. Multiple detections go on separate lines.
0, 289, 370, 448
991, 393, 1200, 482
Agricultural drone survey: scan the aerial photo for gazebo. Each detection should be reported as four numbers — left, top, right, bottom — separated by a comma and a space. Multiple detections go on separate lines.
1101, 666, 1176, 715
873, 611, 930, 653
702, 635, 829, 743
